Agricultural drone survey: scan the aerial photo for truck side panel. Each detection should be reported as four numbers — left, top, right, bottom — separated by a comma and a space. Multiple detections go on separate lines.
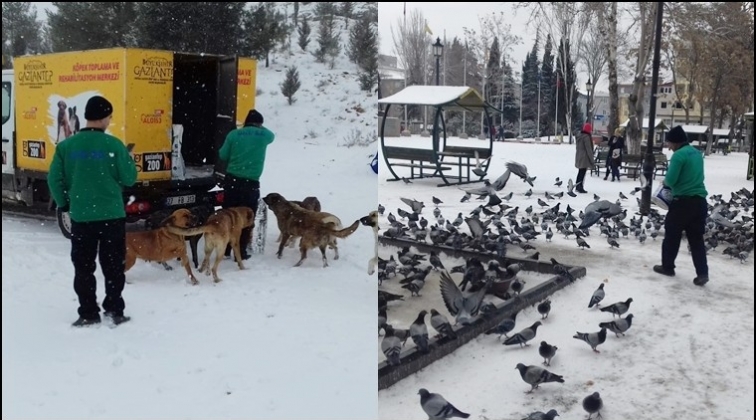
125, 49, 174, 182
14, 49, 126, 173
235, 57, 257, 128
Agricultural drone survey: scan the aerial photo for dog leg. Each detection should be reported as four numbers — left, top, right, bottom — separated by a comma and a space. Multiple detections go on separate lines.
320, 245, 329, 268
294, 244, 308, 267
231, 239, 246, 270
179, 254, 199, 285
211, 249, 223, 283
161, 261, 174, 271
277, 233, 291, 259
189, 235, 201, 269
330, 239, 340, 260
199, 244, 213, 276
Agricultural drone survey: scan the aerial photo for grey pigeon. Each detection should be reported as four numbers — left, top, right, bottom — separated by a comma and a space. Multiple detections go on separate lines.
430, 309, 457, 340
537, 299, 551, 319
418, 388, 470, 419
521, 409, 560, 420
567, 178, 577, 197
485, 310, 518, 340
491, 170, 512, 191
600, 314, 634, 337
573, 327, 608, 353
381, 326, 403, 366
514, 363, 565, 393
538, 341, 558, 366
550, 258, 575, 282
588, 284, 605, 308
429, 251, 445, 271
506, 161, 537, 186
379, 307, 387, 334
410, 310, 430, 353
503, 321, 542, 347
582, 392, 603, 419
401, 197, 425, 214
599, 298, 633, 318
439, 270, 489, 326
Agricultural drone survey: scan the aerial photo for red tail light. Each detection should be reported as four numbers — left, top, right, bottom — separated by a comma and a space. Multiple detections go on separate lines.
215, 191, 225, 205
126, 200, 151, 214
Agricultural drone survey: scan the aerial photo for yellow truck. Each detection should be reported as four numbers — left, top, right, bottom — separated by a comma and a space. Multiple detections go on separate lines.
2, 48, 257, 238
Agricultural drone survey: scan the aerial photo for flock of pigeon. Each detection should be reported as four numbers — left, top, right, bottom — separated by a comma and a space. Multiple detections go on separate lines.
377, 160, 754, 419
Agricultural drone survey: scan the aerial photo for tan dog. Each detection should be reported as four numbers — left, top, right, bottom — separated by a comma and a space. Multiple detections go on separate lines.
360, 210, 380, 275
262, 192, 361, 267
266, 193, 343, 259
166, 206, 255, 283
125, 208, 200, 285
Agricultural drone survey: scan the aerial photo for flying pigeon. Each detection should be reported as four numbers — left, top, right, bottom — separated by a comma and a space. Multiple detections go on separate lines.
600, 313, 634, 337
506, 161, 537, 186
439, 270, 489, 326
503, 321, 542, 347
599, 298, 633, 318
400, 197, 425, 214
573, 327, 608, 353
567, 178, 577, 197
582, 392, 603, 420
514, 363, 565, 393
538, 341, 558, 366
588, 284, 605, 308
418, 388, 470, 419
491, 169, 512, 191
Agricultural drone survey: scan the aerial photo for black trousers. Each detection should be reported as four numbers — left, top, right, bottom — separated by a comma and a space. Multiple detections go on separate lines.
70, 218, 126, 319
223, 174, 260, 256
606, 158, 621, 180
576, 168, 588, 190
662, 196, 708, 277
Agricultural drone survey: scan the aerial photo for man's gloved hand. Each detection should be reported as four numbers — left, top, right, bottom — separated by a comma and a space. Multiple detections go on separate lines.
58, 203, 70, 213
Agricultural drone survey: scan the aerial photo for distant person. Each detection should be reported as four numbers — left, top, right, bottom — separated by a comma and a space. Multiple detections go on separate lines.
48, 95, 138, 327
653, 125, 709, 286
218, 109, 276, 259
605, 128, 625, 181
574, 123, 595, 193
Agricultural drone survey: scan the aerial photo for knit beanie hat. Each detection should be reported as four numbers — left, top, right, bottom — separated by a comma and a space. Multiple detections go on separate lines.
245, 109, 264, 125
84, 96, 113, 121
665, 125, 688, 144
582, 123, 593, 134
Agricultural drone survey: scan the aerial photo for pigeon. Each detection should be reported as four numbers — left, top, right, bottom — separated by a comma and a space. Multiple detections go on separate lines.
491, 169, 512, 191
550, 258, 576, 282
430, 309, 457, 340
573, 327, 608, 353
418, 389, 470, 419
465, 217, 487, 239
502, 191, 514, 201
503, 321, 542, 347
607, 237, 620, 249
537, 299, 551, 319
460, 192, 471, 202
588, 284, 605, 308
378, 204, 385, 215
514, 363, 565, 393
599, 298, 633, 318
600, 314, 634, 337
401, 197, 425, 214
429, 251, 445, 271
577, 237, 591, 249
567, 178, 577, 197
439, 270, 489, 326
619, 191, 628, 200
506, 161, 537, 186
485, 310, 518, 339
582, 392, 603, 420
410, 310, 430, 353
401, 177, 413, 184
381, 325, 403, 366
432, 196, 443, 206
521, 409, 560, 420
538, 341, 558, 366
554, 177, 562, 187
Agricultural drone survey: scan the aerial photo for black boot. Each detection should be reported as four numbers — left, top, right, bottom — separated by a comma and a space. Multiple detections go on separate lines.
105, 311, 131, 325
236, 227, 252, 261
72, 315, 101, 327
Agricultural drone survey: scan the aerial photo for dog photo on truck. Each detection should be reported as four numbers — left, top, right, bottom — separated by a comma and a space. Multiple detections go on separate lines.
1, 2, 379, 420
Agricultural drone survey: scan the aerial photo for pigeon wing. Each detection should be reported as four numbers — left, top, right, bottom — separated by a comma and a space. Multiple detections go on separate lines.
464, 278, 490, 317
399, 197, 415, 210
465, 217, 485, 239
459, 185, 490, 196
492, 169, 512, 191
439, 270, 465, 316
422, 394, 451, 418
506, 161, 529, 179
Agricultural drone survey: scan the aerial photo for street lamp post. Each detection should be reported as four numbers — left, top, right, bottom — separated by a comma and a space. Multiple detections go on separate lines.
585, 77, 593, 127
433, 37, 443, 86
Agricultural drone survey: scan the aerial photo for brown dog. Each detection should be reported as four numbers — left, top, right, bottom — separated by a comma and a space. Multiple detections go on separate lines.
277, 196, 322, 247
166, 206, 255, 283
266, 193, 343, 259
125, 208, 200, 285
262, 192, 361, 267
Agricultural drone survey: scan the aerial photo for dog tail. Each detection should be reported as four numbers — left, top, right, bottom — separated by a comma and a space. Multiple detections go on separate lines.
329, 219, 360, 238
164, 225, 211, 237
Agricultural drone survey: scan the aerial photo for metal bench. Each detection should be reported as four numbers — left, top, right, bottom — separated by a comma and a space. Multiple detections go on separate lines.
383, 146, 451, 181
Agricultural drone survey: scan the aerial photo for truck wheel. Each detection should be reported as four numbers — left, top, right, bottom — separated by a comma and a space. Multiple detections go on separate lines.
57, 208, 73, 239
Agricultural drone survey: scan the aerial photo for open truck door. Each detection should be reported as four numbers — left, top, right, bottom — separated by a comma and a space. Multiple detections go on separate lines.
213, 56, 238, 179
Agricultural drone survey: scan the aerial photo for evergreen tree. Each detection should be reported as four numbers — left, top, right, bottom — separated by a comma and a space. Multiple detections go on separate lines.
486, 37, 502, 110
348, 11, 375, 66
340, 2, 354, 29
293, 2, 299, 26
2, 2, 45, 67
280, 66, 301, 105
500, 56, 519, 128
241, 3, 287, 67
540, 34, 555, 136
521, 36, 541, 128
297, 16, 311, 51
46, 2, 137, 52
355, 13, 378, 92
554, 38, 580, 133
315, 9, 340, 68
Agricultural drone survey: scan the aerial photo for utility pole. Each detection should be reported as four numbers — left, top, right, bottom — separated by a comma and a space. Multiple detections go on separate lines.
555, 73, 559, 141
536, 73, 541, 141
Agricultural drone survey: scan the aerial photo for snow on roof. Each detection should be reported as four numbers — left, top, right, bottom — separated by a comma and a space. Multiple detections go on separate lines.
744, 111, 754, 118
620, 117, 668, 129
680, 125, 709, 134
379, 68, 405, 80
712, 128, 731, 136
378, 85, 488, 109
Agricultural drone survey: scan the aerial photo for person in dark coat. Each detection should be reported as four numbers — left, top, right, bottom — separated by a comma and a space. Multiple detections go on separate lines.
574, 123, 595, 193
604, 127, 626, 181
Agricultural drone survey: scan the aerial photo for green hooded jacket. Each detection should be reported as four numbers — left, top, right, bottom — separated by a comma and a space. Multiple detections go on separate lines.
664, 143, 707, 198
218, 125, 275, 181
48, 128, 138, 222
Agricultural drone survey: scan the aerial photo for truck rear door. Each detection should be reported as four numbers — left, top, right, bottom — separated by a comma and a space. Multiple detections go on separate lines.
1, 74, 14, 175
214, 56, 238, 176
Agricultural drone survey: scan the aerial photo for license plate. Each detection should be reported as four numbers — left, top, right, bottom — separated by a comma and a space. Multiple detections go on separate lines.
166, 194, 196, 206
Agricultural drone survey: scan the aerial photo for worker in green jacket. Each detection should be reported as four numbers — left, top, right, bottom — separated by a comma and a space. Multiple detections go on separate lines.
653, 125, 709, 286
218, 109, 275, 259
48, 95, 138, 327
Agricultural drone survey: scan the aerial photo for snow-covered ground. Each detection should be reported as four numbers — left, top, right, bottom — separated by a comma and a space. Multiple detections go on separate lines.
377, 137, 754, 419
2, 9, 379, 420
